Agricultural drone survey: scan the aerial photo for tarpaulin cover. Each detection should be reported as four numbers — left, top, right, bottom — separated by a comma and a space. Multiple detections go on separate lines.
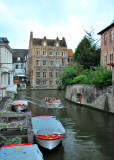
0, 144, 43, 160
32, 116, 65, 135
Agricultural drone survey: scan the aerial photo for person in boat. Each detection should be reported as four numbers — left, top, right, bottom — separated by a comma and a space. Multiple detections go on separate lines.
45, 98, 49, 102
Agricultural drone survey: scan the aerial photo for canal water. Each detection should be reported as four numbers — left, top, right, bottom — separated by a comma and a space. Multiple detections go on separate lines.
17, 89, 114, 160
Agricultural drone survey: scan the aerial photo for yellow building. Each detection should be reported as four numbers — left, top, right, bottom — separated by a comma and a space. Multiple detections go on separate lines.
27, 32, 68, 88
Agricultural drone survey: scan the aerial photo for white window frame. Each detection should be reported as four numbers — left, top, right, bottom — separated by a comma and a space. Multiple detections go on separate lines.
36, 58, 40, 66
43, 58, 47, 66
56, 52, 59, 56
49, 58, 53, 67
49, 81, 53, 86
36, 50, 40, 56
43, 80, 47, 86
56, 58, 59, 67
49, 51, 53, 56
62, 52, 65, 57
62, 58, 65, 66
43, 50, 47, 56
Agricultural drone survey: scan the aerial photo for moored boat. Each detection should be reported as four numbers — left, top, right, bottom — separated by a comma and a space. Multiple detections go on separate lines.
32, 116, 65, 150
0, 143, 43, 160
12, 100, 28, 111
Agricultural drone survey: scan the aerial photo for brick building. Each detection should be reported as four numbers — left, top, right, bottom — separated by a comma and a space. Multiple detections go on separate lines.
98, 21, 114, 70
27, 32, 68, 88
68, 49, 73, 65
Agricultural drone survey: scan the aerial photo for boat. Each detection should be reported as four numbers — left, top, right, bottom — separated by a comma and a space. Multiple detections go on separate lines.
44, 99, 61, 107
12, 100, 28, 111
0, 143, 44, 160
32, 116, 65, 150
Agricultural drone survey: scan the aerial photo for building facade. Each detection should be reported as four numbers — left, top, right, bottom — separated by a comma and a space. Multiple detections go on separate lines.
12, 49, 28, 89
27, 32, 68, 88
68, 49, 73, 65
98, 22, 114, 70
0, 38, 14, 100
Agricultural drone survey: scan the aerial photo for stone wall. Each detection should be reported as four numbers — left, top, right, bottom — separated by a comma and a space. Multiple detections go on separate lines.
66, 84, 114, 113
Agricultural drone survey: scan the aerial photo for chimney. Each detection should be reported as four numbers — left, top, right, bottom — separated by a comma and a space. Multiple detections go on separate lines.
30, 31, 33, 39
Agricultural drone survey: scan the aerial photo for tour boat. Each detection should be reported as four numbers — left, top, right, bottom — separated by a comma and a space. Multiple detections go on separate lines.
32, 116, 65, 150
45, 99, 61, 107
12, 100, 28, 111
0, 143, 43, 160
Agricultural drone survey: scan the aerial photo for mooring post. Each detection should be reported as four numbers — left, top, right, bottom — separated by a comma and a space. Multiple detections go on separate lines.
27, 127, 33, 144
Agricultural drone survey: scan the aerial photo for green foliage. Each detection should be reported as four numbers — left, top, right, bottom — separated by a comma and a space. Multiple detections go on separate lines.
58, 63, 83, 88
73, 75, 88, 84
73, 30, 100, 69
72, 66, 112, 87
0, 135, 22, 146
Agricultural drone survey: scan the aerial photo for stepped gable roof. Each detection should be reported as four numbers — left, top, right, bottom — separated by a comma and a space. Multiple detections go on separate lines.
32, 37, 67, 47
68, 49, 73, 56
12, 49, 28, 63
98, 22, 114, 35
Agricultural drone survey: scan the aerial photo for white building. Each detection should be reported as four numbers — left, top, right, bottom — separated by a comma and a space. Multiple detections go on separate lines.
0, 37, 16, 101
12, 49, 28, 89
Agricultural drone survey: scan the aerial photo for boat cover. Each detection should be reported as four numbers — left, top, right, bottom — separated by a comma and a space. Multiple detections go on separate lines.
32, 116, 65, 135
0, 144, 43, 160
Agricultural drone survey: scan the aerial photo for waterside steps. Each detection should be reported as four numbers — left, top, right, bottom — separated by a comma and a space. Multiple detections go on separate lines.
0, 113, 34, 144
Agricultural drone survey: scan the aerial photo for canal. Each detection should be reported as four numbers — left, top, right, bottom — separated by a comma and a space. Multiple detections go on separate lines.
17, 89, 114, 160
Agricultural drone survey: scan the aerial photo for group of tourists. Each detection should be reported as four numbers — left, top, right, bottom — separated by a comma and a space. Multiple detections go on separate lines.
45, 97, 57, 103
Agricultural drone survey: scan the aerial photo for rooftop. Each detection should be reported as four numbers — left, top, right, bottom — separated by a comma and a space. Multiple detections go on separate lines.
98, 22, 114, 35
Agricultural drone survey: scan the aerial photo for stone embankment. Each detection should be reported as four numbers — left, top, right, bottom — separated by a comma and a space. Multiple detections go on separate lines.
66, 84, 114, 114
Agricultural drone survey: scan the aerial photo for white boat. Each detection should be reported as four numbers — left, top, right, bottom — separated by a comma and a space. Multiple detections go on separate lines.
32, 116, 65, 150
12, 100, 28, 111
0, 143, 43, 160
45, 99, 61, 107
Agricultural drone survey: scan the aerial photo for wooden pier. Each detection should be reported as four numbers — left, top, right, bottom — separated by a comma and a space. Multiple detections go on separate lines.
0, 113, 34, 144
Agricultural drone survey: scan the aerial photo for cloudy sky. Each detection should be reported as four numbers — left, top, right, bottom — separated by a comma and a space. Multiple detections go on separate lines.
0, 0, 114, 51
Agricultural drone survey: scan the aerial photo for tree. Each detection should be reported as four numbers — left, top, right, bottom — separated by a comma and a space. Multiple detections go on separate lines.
73, 30, 100, 69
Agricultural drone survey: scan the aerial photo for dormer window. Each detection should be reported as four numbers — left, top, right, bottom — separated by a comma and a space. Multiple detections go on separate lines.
44, 42, 46, 46
17, 57, 21, 61
56, 43, 59, 47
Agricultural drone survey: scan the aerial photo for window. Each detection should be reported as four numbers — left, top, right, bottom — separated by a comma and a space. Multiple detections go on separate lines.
21, 64, 23, 69
43, 58, 47, 66
49, 72, 53, 78
36, 50, 40, 56
110, 30, 113, 42
56, 81, 59, 86
36, 80, 40, 86
62, 52, 65, 57
44, 42, 46, 46
56, 70, 59, 78
17, 57, 21, 61
56, 52, 59, 56
49, 51, 53, 56
16, 64, 18, 69
104, 55, 107, 64
110, 53, 113, 63
8, 73, 10, 85
56, 43, 59, 47
36, 71, 40, 78
104, 33, 107, 45
49, 81, 53, 86
62, 58, 65, 66
43, 50, 47, 56
49, 58, 53, 67
56, 58, 59, 67
43, 69, 47, 78
36, 58, 40, 66
43, 80, 47, 86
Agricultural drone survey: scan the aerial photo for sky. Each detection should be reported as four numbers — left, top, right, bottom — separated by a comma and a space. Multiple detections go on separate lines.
0, 0, 114, 52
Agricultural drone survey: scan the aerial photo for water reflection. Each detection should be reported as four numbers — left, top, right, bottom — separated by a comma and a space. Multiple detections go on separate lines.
17, 90, 114, 160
